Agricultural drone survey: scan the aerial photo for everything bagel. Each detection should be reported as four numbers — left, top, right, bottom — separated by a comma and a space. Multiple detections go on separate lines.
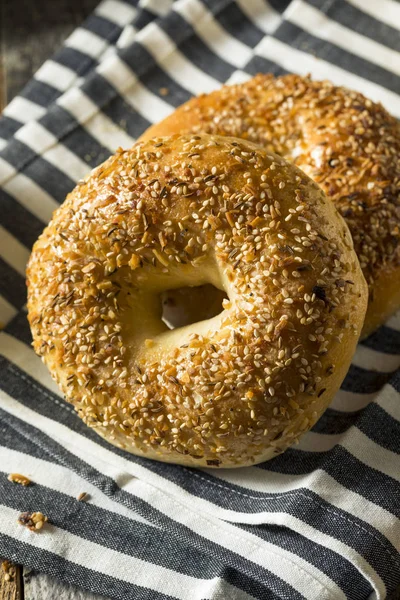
142, 74, 400, 337
27, 134, 367, 467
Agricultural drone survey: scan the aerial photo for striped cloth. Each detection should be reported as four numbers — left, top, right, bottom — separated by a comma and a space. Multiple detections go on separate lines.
0, 0, 399, 598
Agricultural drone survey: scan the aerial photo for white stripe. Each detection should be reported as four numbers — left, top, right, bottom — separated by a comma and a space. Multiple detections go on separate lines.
116, 24, 138, 49
3, 334, 397, 493
3, 97, 45, 124
0, 157, 17, 182
98, 53, 174, 123
343, 427, 400, 483
225, 70, 252, 85
330, 389, 375, 412
139, 0, 174, 17
65, 28, 110, 59
0, 391, 338, 600
1, 337, 395, 597
376, 383, 400, 422
0, 333, 62, 397
296, 431, 343, 452
385, 310, 400, 331
0, 139, 7, 151
2, 172, 58, 223
287, 0, 400, 76
347, 0, 400, 31
35, 60, 77, 93
0, 225, 30, 277
101, 45, 118, 62
255, 36, 400, 117
174, 0, 253, 68
351, 344, 400, 374
0, 296, 17, 328
298, 424, 400, 484
15, 121, 89, 182
241, 511, 385, 599
137, 22, 220, 94
0, 503, 211, 599
57, 87, 134, 151
0, 447, 150, 525
207, 468, 400, 550
3, 334, 397, 488
95, 0, 138, 27
235, 0, 282, 34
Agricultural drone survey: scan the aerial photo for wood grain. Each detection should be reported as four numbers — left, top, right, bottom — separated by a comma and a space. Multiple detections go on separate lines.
0, 0, 99, 108
0, 563, 22, 600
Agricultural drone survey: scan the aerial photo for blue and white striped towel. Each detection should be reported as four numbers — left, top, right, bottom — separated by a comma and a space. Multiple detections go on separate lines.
0, 1, 399, 598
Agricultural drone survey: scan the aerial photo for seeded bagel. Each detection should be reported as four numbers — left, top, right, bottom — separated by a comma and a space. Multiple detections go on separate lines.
27, 134, 367, 467
142, 74, 400, 337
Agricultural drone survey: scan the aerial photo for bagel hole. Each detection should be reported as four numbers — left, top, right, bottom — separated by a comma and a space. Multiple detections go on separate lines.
161, 284, 228, 330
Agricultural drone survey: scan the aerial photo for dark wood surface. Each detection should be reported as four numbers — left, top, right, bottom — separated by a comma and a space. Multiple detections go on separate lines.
1, 0, 399, 598
0, 0, 99, 111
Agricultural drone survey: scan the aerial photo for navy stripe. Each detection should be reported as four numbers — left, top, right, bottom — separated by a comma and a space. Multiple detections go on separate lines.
0, 472, 223, 581
0, 116, 21, 142
122, 45, 192, 107
0, 467, 279, 600
0, 189, 45, 248
305, 0, 400, 53
134, 7, 158, 30
41, 105, 110, 168
0, 259, 26, 309
0, 405, 300, 599
390, 369, 400, 395
22, 80, 61, 109
0, 357, 103, 436
59, 128, 110, 168
0, 140, 37, 171
0, 534, 175, 600
268, 0, 291, 13
81, 71, 150, 138
4, 310, 33, 346
0, 141, 75, 204
274, 21, 400, 94
121, 0, 141, 6
341, 364, 392, 394
160, 11, 235, 81
355, 402, 400, 455
238, 523, 373, 600
1, 411, 59, 462
202, 0, 264, 47
83, 14, 123, 41
311, 407, 359, 435
53, 46, 98, 76
3, 345, 399, 519
263, 446, 400, 517
245, 55, 289, 77
362, 325, 400, 355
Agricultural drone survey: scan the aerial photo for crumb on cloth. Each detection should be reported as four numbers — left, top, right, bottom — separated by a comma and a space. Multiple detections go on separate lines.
8, 473, 32, 486
18, 511, 48, 532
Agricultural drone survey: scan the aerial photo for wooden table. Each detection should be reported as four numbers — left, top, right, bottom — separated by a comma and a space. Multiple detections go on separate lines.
1, 1, 399, 598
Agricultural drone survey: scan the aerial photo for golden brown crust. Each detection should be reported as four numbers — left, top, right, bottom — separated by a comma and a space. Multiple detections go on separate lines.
142, 74, 400, 338
27, 134, 367, 467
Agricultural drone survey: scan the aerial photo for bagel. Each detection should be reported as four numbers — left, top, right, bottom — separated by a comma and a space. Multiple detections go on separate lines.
27, 134, 367, 467
141, 74, 400, 338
